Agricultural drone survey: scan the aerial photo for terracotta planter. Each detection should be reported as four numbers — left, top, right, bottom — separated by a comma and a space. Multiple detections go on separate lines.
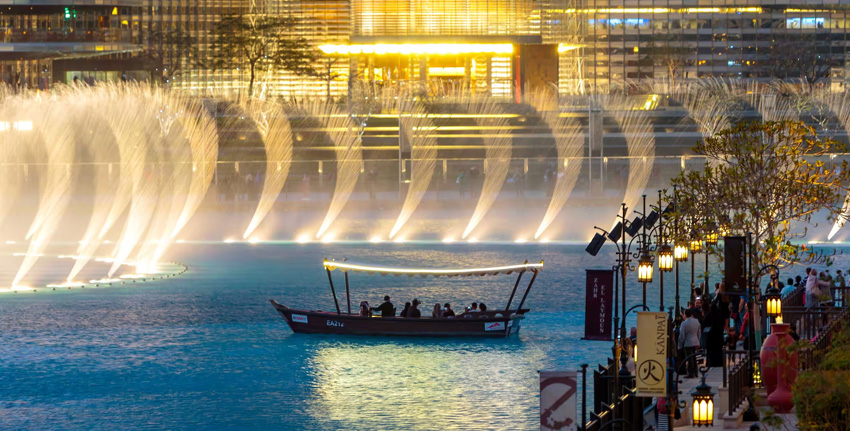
759, 323, 798, 396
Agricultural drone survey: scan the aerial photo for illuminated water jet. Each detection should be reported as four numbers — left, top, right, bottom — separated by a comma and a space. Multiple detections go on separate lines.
389, 98, 437, 239
527, 89, 584, 239
243, 100, 293, 239
460, 97, 512, 239
304, 101, 363, 239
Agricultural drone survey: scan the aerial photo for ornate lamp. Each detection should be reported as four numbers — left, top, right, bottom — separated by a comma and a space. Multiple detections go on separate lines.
658, 244, 674, 272
638, 252, 654, 283
753, 360, 763, 388
705, 222, 719, 246
674, 241, 689, 262
691, 369, 715, 427
689, 238, 702, 253
765, 284, 782, 318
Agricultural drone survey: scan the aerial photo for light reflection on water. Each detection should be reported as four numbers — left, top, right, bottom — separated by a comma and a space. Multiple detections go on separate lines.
0, 243, 661, 430
308, 340, 544, 430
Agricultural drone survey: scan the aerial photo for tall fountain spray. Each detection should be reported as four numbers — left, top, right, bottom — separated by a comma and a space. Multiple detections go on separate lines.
13, 100, 78, 286
243, 99, 292, 239
388, 97, 437, 239
306, 101, 363, 239
170, 97, 219, 239
527, 90, 584, 239
600, 94, 655, 218
461, 97, 512, 239
65, 93, 121, 282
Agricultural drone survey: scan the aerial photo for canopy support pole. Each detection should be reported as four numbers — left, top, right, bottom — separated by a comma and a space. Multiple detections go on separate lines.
344, 271, 351, 314
326, 268, 341, 315
516, 269, 540, 313
505, 270, 525, 311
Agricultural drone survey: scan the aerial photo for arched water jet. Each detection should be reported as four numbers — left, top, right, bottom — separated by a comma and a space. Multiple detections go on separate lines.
460, 97, 512, 239
822, 92, 850, 239
599, 94, 655, 218
170, 97, 219, 238
527, 90, 584, 239
242, 99, 292, 239
388, 98, 437, 239
135, 107, 193, 271
303, 101, 363, 239
107, 92, 162, 277
65, 96, 121, 282
13, 101, 77, 286
0, 100, 27, 234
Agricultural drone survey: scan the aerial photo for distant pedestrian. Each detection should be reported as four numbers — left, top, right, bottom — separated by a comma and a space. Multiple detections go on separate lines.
456, 169, 467, 198
679, 309, 701, 378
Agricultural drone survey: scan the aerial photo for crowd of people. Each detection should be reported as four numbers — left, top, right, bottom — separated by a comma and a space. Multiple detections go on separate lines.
657, 266, 847, 378
357, 296, 491, 318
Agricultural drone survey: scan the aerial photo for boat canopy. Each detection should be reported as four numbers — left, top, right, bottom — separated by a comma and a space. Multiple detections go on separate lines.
323, 259, 543, 278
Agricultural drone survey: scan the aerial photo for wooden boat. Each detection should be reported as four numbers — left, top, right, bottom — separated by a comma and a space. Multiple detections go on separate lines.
270, 259, 543, 337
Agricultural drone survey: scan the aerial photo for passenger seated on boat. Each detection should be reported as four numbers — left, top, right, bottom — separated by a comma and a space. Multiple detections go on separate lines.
371, 295, 395, 317
462, 302, 480, 317
408, 299, 422, 318
479, 303, 487, 312
432, 303, 443, 318
359, 301, 372, 317
400, 302, 411, 317
442, 303, 456, 318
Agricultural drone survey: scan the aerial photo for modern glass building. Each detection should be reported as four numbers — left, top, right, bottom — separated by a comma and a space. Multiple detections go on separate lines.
2, 0, 849, 95
0, 0, 149, 89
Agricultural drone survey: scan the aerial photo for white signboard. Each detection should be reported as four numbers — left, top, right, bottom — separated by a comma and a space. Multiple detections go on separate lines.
636, 312, 668, 397
540, 371, 578, 431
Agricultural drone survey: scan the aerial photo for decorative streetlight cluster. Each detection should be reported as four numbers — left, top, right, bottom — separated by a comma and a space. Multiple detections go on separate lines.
585, 187, 729, 428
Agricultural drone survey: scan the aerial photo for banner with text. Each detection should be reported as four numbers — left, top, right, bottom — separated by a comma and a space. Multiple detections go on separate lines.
636, 311, 668, 397
724, 236, 747, 296
540, 371, 578, 431
584, 269, 613, 341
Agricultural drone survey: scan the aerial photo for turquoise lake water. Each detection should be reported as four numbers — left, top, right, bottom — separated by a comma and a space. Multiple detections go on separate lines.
0, 243, 697, 430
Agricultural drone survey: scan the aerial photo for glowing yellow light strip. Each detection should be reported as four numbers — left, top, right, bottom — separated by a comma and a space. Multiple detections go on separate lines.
558, 44, 581, 53
319, 44, 514, 56
428, 67, 465, 76
549, 7, 761, 13
324, 260, 543, 275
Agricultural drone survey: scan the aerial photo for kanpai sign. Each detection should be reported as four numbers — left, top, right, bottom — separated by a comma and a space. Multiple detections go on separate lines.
636, 312, 668, 397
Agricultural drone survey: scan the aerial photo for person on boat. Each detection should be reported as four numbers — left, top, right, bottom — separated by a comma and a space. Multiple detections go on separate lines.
479, 303, 487, 312
468, 302, 479, 313
400, 302, 411, 317
443, 303, 455, 317
432, 303, 443, 318
371, 295, 395, 317
408, 299, 422, 318
359, 301, 371, 317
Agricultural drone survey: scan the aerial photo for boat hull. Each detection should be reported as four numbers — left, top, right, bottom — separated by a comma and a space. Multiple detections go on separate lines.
270, 300, 523, 337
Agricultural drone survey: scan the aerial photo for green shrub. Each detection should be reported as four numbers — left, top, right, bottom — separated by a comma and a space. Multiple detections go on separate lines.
792, 371, 850, 430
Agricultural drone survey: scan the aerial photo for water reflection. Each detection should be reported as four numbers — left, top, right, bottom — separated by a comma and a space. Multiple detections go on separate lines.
307, 339, 544, 430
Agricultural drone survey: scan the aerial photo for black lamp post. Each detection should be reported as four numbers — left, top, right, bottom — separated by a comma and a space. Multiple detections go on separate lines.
689, 232, 702, 303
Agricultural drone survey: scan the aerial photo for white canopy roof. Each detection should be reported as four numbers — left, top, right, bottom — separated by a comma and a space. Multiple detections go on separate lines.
323, 259, 543, 278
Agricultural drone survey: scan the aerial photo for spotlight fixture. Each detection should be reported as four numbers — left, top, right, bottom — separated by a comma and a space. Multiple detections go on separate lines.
644, 210, 659, 229
625, 216, 643, 237
608, 222, 623, 242
586, 232, 606, 256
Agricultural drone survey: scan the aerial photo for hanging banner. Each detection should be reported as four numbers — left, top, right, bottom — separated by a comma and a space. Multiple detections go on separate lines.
584, 269, 613, 341
540, 371, 578, 431
636, 311, 668, 397
725, 236, 747, 296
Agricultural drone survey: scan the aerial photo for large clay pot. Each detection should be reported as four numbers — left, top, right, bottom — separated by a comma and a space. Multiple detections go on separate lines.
759, 323, 798, 396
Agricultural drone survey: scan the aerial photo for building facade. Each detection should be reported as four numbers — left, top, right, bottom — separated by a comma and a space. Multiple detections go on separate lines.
2, 0, 849, 95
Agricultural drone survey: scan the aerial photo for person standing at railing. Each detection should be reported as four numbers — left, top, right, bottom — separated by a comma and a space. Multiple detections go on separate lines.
679, 309, 701, 378
806, 268, 830, 309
